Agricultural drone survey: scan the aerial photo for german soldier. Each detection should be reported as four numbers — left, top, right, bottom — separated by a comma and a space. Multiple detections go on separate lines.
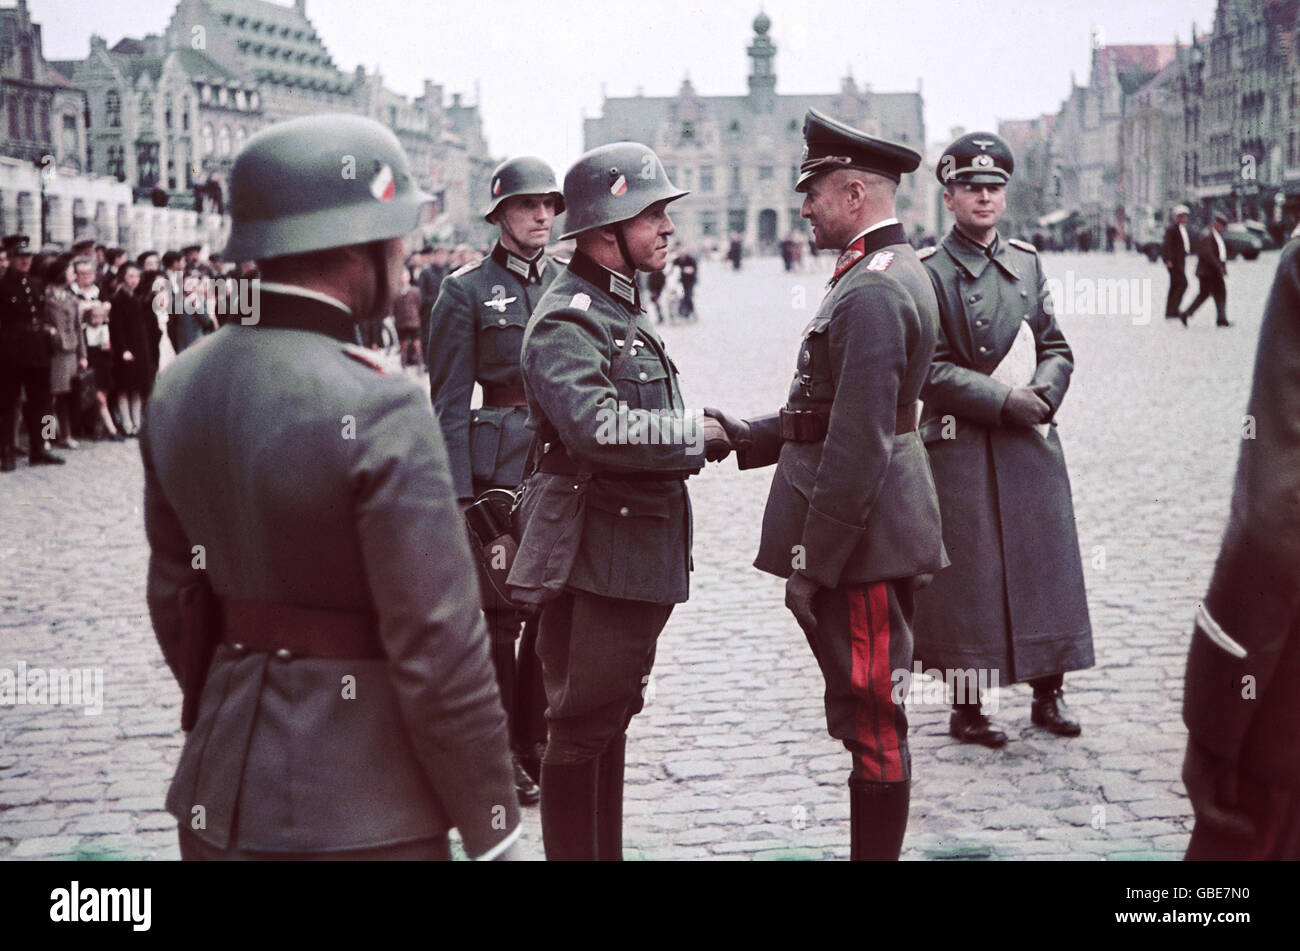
509, 142, 727, 860
1182, 238, 1300, 860
912, 132, 1094, 747
707, 109, 947, 860
0, 234, 63, 471
143, 114, 520, 860
427, 156, 568, 804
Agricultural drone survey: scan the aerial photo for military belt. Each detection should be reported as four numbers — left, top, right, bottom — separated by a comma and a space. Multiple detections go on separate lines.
538, 446, 690, 482
482, 383, 528, 407
779, 400, 921, 442
221, 598, 383, 660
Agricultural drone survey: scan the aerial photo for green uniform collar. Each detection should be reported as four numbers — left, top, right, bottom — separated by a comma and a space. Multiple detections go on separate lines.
567, 250, 641, 312
942, 227, 1022, 282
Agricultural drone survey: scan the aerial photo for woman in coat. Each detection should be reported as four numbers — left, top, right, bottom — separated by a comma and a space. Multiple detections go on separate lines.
109, 263, 153, 435
44, 254, 87, 448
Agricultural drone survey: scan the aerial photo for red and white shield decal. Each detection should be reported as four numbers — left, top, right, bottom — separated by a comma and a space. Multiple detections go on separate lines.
610, 174, 628, 197
370, 164, 396, 202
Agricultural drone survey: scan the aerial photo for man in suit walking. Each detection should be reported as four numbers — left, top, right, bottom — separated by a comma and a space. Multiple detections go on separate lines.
1162, 204, 1192, 319
144, 114, 520, 861
1180, 212, 1231, 327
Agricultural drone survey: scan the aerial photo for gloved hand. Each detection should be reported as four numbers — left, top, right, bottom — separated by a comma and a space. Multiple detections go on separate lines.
700, 416, 733, 463
1001, 382, 1051, 427
703, 407, 751, 449
785, 572, 820, 635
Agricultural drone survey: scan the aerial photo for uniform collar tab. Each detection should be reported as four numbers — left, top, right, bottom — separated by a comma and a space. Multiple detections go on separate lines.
568, 250, 641, 311
492, 241, 546, 283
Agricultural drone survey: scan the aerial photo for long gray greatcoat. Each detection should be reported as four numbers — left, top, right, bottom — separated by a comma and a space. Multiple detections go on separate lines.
911, 229, 1093, 684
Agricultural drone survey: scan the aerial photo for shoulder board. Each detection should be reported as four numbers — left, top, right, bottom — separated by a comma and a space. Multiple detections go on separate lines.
450, 259, 483, 277
568, 292, 592, 312
341, 344, 388, 375
1008, 238, 1038, 254
916, 246, 938, 260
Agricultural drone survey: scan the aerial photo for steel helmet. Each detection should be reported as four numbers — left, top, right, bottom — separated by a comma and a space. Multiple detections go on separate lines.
483, 156, 565, 222
558, 142, 688, 240
224, 114, 434, 261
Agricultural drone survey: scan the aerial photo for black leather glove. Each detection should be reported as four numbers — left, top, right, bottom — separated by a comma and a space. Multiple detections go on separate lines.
703, 407, 751, 450
700, 416, 733, 463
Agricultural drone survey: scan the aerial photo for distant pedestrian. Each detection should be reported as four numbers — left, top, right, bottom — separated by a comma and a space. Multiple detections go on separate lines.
392, 266, 422, 368
727, 232, 743, 270
1180, 212, 1231, 327
109, 264, 152, 435
1162, 204, 1192, 320
44, 255, 86, 449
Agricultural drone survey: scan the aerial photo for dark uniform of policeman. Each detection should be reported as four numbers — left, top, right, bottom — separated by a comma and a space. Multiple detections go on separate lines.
427, 157, 567, 804
708, 110, 947, 860
508, 142, 719, 860
912, 133, 1093, 748
143, 115, 520, 860
1182, 238, 1300, 860
0, 234, 63, 471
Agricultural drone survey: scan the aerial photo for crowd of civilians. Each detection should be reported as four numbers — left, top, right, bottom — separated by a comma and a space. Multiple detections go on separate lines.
0, 237, 491, 471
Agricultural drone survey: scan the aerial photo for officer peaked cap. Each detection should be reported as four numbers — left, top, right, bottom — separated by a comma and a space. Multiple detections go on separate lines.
796, 109, 922, 191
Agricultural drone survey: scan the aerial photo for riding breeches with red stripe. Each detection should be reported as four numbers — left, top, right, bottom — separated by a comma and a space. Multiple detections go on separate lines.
805, 580, 914, 783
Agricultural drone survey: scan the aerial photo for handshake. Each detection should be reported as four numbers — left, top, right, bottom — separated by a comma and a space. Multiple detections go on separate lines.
698, 407, 752, 464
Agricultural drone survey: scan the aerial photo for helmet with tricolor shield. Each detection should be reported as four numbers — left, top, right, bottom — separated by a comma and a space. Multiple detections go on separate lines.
483, 156, 565, 223
558, 142, 687, 240
223, 113, 434, 261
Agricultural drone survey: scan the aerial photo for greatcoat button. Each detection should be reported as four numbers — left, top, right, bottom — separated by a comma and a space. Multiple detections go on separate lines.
979, 346, 989, 354
275, 648, 293, 660
231, 643, 245, 653
968, 295, 977, 303
1020, 289, 1028, 297
618, 506, 630, 517
638, 371, 647, 381
497, 317, 507, 325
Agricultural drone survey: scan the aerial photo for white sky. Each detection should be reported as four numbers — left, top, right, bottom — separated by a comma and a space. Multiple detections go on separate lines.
31, 0, 1218, 176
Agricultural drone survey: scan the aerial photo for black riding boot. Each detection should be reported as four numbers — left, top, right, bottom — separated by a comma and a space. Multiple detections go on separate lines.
849, 779, 911, 861
540, 758, 601, 861
596, 733, 627, 861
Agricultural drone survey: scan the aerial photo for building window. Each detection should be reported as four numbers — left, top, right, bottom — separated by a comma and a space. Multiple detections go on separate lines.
235, 90, 246, 110
107, 145, 124, 181
680, 121, 695, 142
218, 125, 231, 156
24, 98, 34, 140
700, 165, 714, 192
20, 42, 33, 80
700, 210, 718, 237
728, 209, 747, 234
249, 91, 260, 110
217, 87, 229, 107
7, 101, 18, 139
182, 96, 191, 130
140, 90, 153, 121
106, 89, 121, 128
199, 84, 211, 104
758, 165, 773, 181
235, 126, 247, 151
38, 102, 49, 142
729, 164, 742, 194
165, 96, 173, 129
61, 113, 77, 156
136, 141, 160, 187
201, 123, 215, 156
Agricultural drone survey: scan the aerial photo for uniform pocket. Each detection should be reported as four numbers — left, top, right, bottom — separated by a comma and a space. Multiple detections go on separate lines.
478, 310, 528, 366
613, 356, 670, 410
584, 482, 672, 596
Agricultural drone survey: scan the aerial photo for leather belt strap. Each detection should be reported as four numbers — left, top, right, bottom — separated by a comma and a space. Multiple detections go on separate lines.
221, 598, 383, 659
538, 445, 690, 483
780, 400, 921, 442
481, 383, 528, 407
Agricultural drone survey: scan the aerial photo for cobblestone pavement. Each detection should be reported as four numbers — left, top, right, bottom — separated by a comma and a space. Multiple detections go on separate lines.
0, 248, 1281, 860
